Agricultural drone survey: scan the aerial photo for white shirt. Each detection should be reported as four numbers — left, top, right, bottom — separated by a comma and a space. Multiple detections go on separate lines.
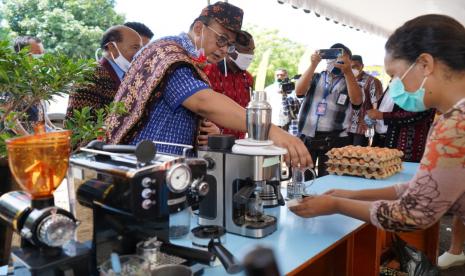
376, 89, 395, 134
264, 83, 285, 126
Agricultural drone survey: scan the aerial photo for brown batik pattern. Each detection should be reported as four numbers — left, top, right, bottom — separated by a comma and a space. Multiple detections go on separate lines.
375, 173, 451, 232
105, 39, 210, 144
66, 61, 120, 121
372, 100, 465, 231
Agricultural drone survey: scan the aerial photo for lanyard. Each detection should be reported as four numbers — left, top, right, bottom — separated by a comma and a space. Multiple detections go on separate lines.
323, 71, 343, 101
315, 72, 343, 133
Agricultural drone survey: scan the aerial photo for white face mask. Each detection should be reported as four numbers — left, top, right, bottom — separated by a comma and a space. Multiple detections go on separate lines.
95, 48, 101, 62
108, 42, 131, 72
352, 68, 360, 77
231, 50, 254, 70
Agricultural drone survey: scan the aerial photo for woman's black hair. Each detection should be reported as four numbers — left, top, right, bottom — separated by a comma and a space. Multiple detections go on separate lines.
385, 14, 465, 71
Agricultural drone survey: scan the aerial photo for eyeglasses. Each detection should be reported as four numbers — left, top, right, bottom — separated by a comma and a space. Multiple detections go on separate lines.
206, 25, 235, 54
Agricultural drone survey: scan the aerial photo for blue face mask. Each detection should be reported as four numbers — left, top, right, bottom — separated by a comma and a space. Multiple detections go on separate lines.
389, 62, 428, 112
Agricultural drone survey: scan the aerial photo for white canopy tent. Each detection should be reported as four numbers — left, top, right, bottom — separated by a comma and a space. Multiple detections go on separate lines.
278, 0, 465, 37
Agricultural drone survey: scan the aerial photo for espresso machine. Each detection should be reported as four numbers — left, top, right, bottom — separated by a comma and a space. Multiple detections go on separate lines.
198, 91, 287, 238
69, 140, 214, 275
0, 130, 91, 275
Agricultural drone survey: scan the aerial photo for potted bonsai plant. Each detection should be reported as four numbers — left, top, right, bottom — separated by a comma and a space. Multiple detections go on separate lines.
0, 39, 95, 156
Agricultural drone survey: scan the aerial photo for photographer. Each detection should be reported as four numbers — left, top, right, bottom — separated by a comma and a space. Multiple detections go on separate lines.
279, 77, 302, 136
295, 43, 362, 176
264, 68, 289, 127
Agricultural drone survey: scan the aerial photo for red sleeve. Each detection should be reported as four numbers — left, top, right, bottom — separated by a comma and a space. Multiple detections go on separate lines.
204, 64, 222, 93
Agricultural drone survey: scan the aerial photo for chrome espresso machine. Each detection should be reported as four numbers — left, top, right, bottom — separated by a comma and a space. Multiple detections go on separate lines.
69, 140, 214, 275
198, 91, 287, 238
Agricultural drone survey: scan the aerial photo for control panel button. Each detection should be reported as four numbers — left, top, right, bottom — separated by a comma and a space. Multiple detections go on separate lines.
141, 177, 155, 188
141, 188, 153, 199
142, 199, 153, 210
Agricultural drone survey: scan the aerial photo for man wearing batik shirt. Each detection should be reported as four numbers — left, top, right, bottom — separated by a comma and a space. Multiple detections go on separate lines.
204, 31, 254, 139
66, 25, 142, 121
105, 2, 311, 168
347, 55, 383, 146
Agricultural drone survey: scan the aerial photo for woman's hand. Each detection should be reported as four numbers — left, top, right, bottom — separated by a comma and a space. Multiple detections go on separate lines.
288, 195, 337, 218
324, 189, 358, 199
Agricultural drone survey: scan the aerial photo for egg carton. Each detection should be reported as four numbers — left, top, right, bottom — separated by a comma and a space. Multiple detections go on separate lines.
327, 163, 403, 180
326, 145, 404, 162
326, 157, 402, 169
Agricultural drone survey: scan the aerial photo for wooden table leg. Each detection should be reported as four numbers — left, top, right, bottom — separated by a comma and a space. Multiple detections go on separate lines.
352, 224, 382, 276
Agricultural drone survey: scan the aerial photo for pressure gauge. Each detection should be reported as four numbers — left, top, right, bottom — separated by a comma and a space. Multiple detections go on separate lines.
166, 163, 192, 193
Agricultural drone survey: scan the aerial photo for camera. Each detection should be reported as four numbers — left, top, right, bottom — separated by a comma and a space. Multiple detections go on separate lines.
279, 78, 295, 94
278, 75, 301, 94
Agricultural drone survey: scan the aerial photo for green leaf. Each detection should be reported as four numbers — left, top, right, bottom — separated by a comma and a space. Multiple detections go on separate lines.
2, 0, 124, 59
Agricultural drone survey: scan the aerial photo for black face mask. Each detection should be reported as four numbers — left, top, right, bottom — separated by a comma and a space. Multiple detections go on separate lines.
331, 67, 342, 75
331, 61, 344, 76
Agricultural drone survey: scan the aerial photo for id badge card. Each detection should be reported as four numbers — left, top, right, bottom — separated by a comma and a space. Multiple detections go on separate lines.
336, 93, 348, 106
316, 101, 327, 116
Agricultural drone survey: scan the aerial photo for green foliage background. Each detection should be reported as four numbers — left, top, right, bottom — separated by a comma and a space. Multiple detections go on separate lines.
1, 0, 124, 58
245, 24, 306, 86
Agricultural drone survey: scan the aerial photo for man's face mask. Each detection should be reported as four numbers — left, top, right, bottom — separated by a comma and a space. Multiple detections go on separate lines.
389, 61, 428, 112
230, 50, 254, 70
108, 42, 131, 72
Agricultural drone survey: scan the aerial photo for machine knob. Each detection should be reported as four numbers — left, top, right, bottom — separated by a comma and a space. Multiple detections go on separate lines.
204, 157, 216, 170
141, 188, 154, 199
191, 179, 210, 197
141, 177, 155, 188
197, 181, 210, 197
142, 199, 155, 210
37, 213, 77, 247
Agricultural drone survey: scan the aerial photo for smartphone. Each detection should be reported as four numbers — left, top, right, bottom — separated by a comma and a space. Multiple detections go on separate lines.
319, 48, 344, 59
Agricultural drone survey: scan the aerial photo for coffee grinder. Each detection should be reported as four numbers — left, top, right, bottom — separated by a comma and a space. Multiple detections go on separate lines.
0, 130, 91, 275
70, 140, 214, 274
198, 91, 286, 238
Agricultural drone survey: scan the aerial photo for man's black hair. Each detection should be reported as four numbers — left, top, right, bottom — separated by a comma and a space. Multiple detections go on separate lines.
190, 16, 212, 31
124, 22, 154, 39
13, 36, 41, 53
236, 31, 252, 47
100, 27, 123, 49
351, 55, 363, 64
330, 43, 352, 58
